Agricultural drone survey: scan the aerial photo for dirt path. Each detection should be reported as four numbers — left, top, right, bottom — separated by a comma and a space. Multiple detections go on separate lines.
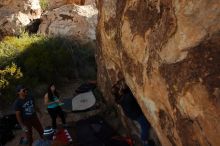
5, 79, 127, 146
5, 80, 83, 146
4, 79, 147, 146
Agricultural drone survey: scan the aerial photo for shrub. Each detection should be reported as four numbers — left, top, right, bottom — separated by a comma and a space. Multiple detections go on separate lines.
0, 63, 23, 108
0, 63, 23, 89
40, 0, 48, 11
0, 33, 44, 67
0, 33, 97, 105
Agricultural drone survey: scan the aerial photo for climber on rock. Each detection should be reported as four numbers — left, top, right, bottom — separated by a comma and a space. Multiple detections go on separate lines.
111, 80, 152, 146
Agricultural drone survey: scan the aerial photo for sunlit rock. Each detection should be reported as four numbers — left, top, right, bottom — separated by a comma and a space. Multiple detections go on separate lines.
96, 0, 220, 146
48, 0, 96, 10
38, 4, 98, 44
0, 0, 41, 38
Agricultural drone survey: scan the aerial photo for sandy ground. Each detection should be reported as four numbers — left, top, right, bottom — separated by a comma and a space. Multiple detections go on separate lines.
3, 79, 163, 146
5, 80, 84, 146
5, 80, 134, 146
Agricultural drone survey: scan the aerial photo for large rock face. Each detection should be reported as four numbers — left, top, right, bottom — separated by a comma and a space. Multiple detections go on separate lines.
0, 0, 41, 38
38, 4, 98, 43
48, 0, 96, 10
96, 0, 220, 146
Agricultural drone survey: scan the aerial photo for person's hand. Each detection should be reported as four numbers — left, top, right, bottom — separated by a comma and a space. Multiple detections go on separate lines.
58, 102, 64, 106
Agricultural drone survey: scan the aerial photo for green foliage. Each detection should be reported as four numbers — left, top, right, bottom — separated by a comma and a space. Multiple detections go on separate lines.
69, 43, 97, 80
0, 63, 23, 89
0, 33, 96, 105
0, 33, 44, 67
18, 37, 70, 82
40, 0, 48, 11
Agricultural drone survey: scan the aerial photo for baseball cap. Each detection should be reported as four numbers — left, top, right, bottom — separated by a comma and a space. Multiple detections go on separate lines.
16, 85, 25, 93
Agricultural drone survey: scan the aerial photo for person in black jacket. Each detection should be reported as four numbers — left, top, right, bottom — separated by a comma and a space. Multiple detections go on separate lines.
112, 80, 151, 146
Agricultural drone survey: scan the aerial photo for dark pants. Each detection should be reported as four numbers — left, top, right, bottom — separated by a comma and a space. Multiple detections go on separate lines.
136, 115, 151, 142
23, 115, 44, 146
47, 106, 66, 129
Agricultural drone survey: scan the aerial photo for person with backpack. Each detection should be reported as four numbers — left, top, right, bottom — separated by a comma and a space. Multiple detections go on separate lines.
44, 83, 67, 130
14, 85, 44, 146
111, 80, 151, 146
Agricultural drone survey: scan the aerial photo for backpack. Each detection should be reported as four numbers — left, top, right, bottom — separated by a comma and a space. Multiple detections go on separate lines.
76, 116, 114, 146
75, 82, 96, 94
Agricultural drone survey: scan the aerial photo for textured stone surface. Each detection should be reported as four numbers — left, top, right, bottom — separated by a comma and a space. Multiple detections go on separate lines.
38, 4, 97, 43
48, 0, 96, 10
84, 0, 96, 5
0, 0, 41, 38
96, 0, 220, 146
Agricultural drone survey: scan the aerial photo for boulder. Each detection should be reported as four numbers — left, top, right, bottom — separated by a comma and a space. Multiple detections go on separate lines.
0, 0, 41, 39
48, 0, 96, 10
38, 4, 98, 44
96, 0, 220, 146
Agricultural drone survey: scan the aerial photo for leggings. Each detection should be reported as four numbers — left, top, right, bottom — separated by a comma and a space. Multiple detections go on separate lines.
47, 106, 66, 129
